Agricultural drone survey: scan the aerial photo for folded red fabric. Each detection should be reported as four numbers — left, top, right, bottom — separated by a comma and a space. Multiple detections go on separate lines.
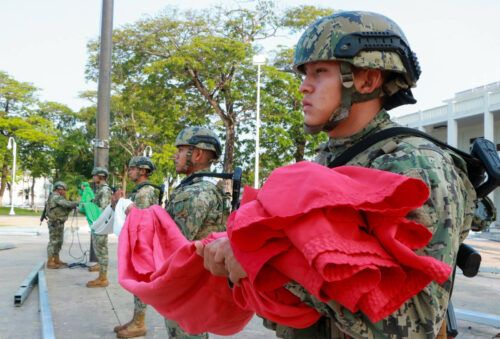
118, 206, 254, 335
118, 161, 452, 334
228, 162, 452, 322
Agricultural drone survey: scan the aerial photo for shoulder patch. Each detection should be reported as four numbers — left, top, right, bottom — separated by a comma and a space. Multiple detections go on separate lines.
381, 140, 399, 154
201, 176, 219, 186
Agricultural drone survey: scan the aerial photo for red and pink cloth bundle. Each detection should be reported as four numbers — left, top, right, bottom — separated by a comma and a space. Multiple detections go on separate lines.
118, 161, 452, 335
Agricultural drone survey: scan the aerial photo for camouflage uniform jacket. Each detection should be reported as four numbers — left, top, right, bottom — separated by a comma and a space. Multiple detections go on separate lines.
166, 170, 227, 241
277, 110, 476, 339
129, 181, 158, 209
47, 191, 79, 223
93, 183, 113, 210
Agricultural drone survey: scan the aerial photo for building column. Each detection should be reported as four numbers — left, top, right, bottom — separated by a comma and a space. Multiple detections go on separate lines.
447, 102, 458, 147
484, 92, 494, 141
483, 92, 498, 229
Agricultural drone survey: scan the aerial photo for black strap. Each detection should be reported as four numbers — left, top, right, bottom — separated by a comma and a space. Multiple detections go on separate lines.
178, 168, 243, 210
328, 127, 477, 168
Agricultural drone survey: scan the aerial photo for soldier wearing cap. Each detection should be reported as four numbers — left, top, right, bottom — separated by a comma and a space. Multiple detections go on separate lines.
114, 156, 159, 339
45, 181, 79, 269
198, 11, 476, 338
87, 167, 113, 288
164, 126, 228, 339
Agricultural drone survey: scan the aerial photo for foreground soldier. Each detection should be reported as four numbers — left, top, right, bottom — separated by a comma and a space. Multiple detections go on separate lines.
114, 156, 159, 338
87, 167, 113, 288
198, 11, 476, 338
46, 181, 79, 269
165, 127, 228, 338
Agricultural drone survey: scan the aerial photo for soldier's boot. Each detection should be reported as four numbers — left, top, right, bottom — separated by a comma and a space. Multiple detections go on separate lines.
113, 319, 134, 333
86, 271, 109, 288
54, 254, 68, 267
116, 312, 147, 338
46, 256, 62, 269
88, 263, 100, 272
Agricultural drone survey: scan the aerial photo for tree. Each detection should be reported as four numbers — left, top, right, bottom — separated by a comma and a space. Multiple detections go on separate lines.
85, 2, 334, 187
0, 72, 60, 206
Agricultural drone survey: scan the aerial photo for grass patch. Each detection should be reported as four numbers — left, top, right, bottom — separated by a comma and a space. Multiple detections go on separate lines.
0, 207, 41, 216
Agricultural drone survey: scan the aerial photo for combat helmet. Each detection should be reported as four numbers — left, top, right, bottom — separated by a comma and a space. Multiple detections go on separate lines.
175, 126, 222, 159
91, 167, 109, 177
294, 11, 421, 133
128, 156, 155, 172
53, 181, 67, 190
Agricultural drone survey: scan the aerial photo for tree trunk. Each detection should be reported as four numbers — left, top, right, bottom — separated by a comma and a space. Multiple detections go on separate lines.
223, 119, 235, 173
30, 177, 36, 208
294, 138, 306, 163
0, 163, 9, 207
122, 163, 128, 196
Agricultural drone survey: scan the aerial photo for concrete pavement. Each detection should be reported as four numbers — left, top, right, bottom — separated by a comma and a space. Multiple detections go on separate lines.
1, 215, 499, 338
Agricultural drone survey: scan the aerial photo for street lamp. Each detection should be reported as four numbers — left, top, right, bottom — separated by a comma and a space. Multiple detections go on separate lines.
252, 54, 266, 188
7, 137, 17, 215
143, 146, 152, 158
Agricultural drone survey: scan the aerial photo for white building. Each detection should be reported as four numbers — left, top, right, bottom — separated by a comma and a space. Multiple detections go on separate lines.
394, 81, 500, 228
1, 174, 51, 210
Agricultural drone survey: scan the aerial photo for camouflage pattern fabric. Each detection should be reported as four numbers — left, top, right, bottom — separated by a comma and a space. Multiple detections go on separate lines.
129, 182, 159, 315
92, 234, 108, 274
175, 126, 222, 158
133, 295, 147, 315
93, 183, 112, 209
269, 111, 476, 339
166, 171, 227, 241
46, 192, 78, 256
92, 183, 113, 275
293, 11, 410, 85
47, 220, 65, 256
46, 191, 78, 223
164, 170, 227, 338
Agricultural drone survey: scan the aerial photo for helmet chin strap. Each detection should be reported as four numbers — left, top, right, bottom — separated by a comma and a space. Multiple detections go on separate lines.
303, 62, 383, 135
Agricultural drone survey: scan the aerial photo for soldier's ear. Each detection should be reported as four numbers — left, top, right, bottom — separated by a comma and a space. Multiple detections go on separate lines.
353, 68, 384, 94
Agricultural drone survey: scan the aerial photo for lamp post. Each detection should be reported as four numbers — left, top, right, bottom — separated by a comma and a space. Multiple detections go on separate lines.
252, 54, 266, 188
143, 145, 152, 158
7, 137, 17, 215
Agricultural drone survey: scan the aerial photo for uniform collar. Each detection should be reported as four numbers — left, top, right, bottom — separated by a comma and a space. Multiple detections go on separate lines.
319, 110, 393, 156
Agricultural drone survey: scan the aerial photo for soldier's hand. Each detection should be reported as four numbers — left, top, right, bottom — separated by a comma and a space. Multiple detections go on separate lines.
195, 237, 247, 285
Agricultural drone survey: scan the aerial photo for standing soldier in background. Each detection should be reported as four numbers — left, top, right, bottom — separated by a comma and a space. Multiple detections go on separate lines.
45, 181, 79, 269
87, 167, 113, 288
165, 126, 228, 339
114, 156, 159, 339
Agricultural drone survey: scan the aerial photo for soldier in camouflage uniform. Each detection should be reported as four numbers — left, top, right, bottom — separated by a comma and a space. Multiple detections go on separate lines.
199, 11, 477, 339
46, 181, 79, 269
114, 156, 159, 339
165, 126, 228, 339
87, 167, 113, 288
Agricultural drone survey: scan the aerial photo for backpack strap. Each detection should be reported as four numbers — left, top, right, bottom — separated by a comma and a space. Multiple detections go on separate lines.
326, 127, 499, 198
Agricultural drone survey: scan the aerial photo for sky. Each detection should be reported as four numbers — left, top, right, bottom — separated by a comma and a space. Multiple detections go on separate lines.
1, 0, 500, 117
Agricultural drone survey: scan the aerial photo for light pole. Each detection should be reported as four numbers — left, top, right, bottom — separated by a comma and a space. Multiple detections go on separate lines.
143, 146, 152, 158
252, 54, 266, 189
7, 137, 17, 215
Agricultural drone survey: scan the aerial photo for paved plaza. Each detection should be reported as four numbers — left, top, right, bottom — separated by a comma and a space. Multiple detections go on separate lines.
0, 215, 499, 338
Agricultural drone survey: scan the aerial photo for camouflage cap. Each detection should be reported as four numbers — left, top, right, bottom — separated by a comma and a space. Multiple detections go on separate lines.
91, 167, 109, 177
293, 11, 420, 88
175, 126, 222, 159
128, 156, 155, 172
53, 181, 67, 190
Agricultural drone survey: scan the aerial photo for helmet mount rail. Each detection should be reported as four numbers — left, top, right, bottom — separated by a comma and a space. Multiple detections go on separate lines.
334, 31, 421, 85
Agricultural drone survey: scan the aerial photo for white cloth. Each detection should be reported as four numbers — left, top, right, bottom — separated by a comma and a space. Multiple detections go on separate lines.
92, 198, 133, 235
93, 205, 114, 235
113, 198, 133, 235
